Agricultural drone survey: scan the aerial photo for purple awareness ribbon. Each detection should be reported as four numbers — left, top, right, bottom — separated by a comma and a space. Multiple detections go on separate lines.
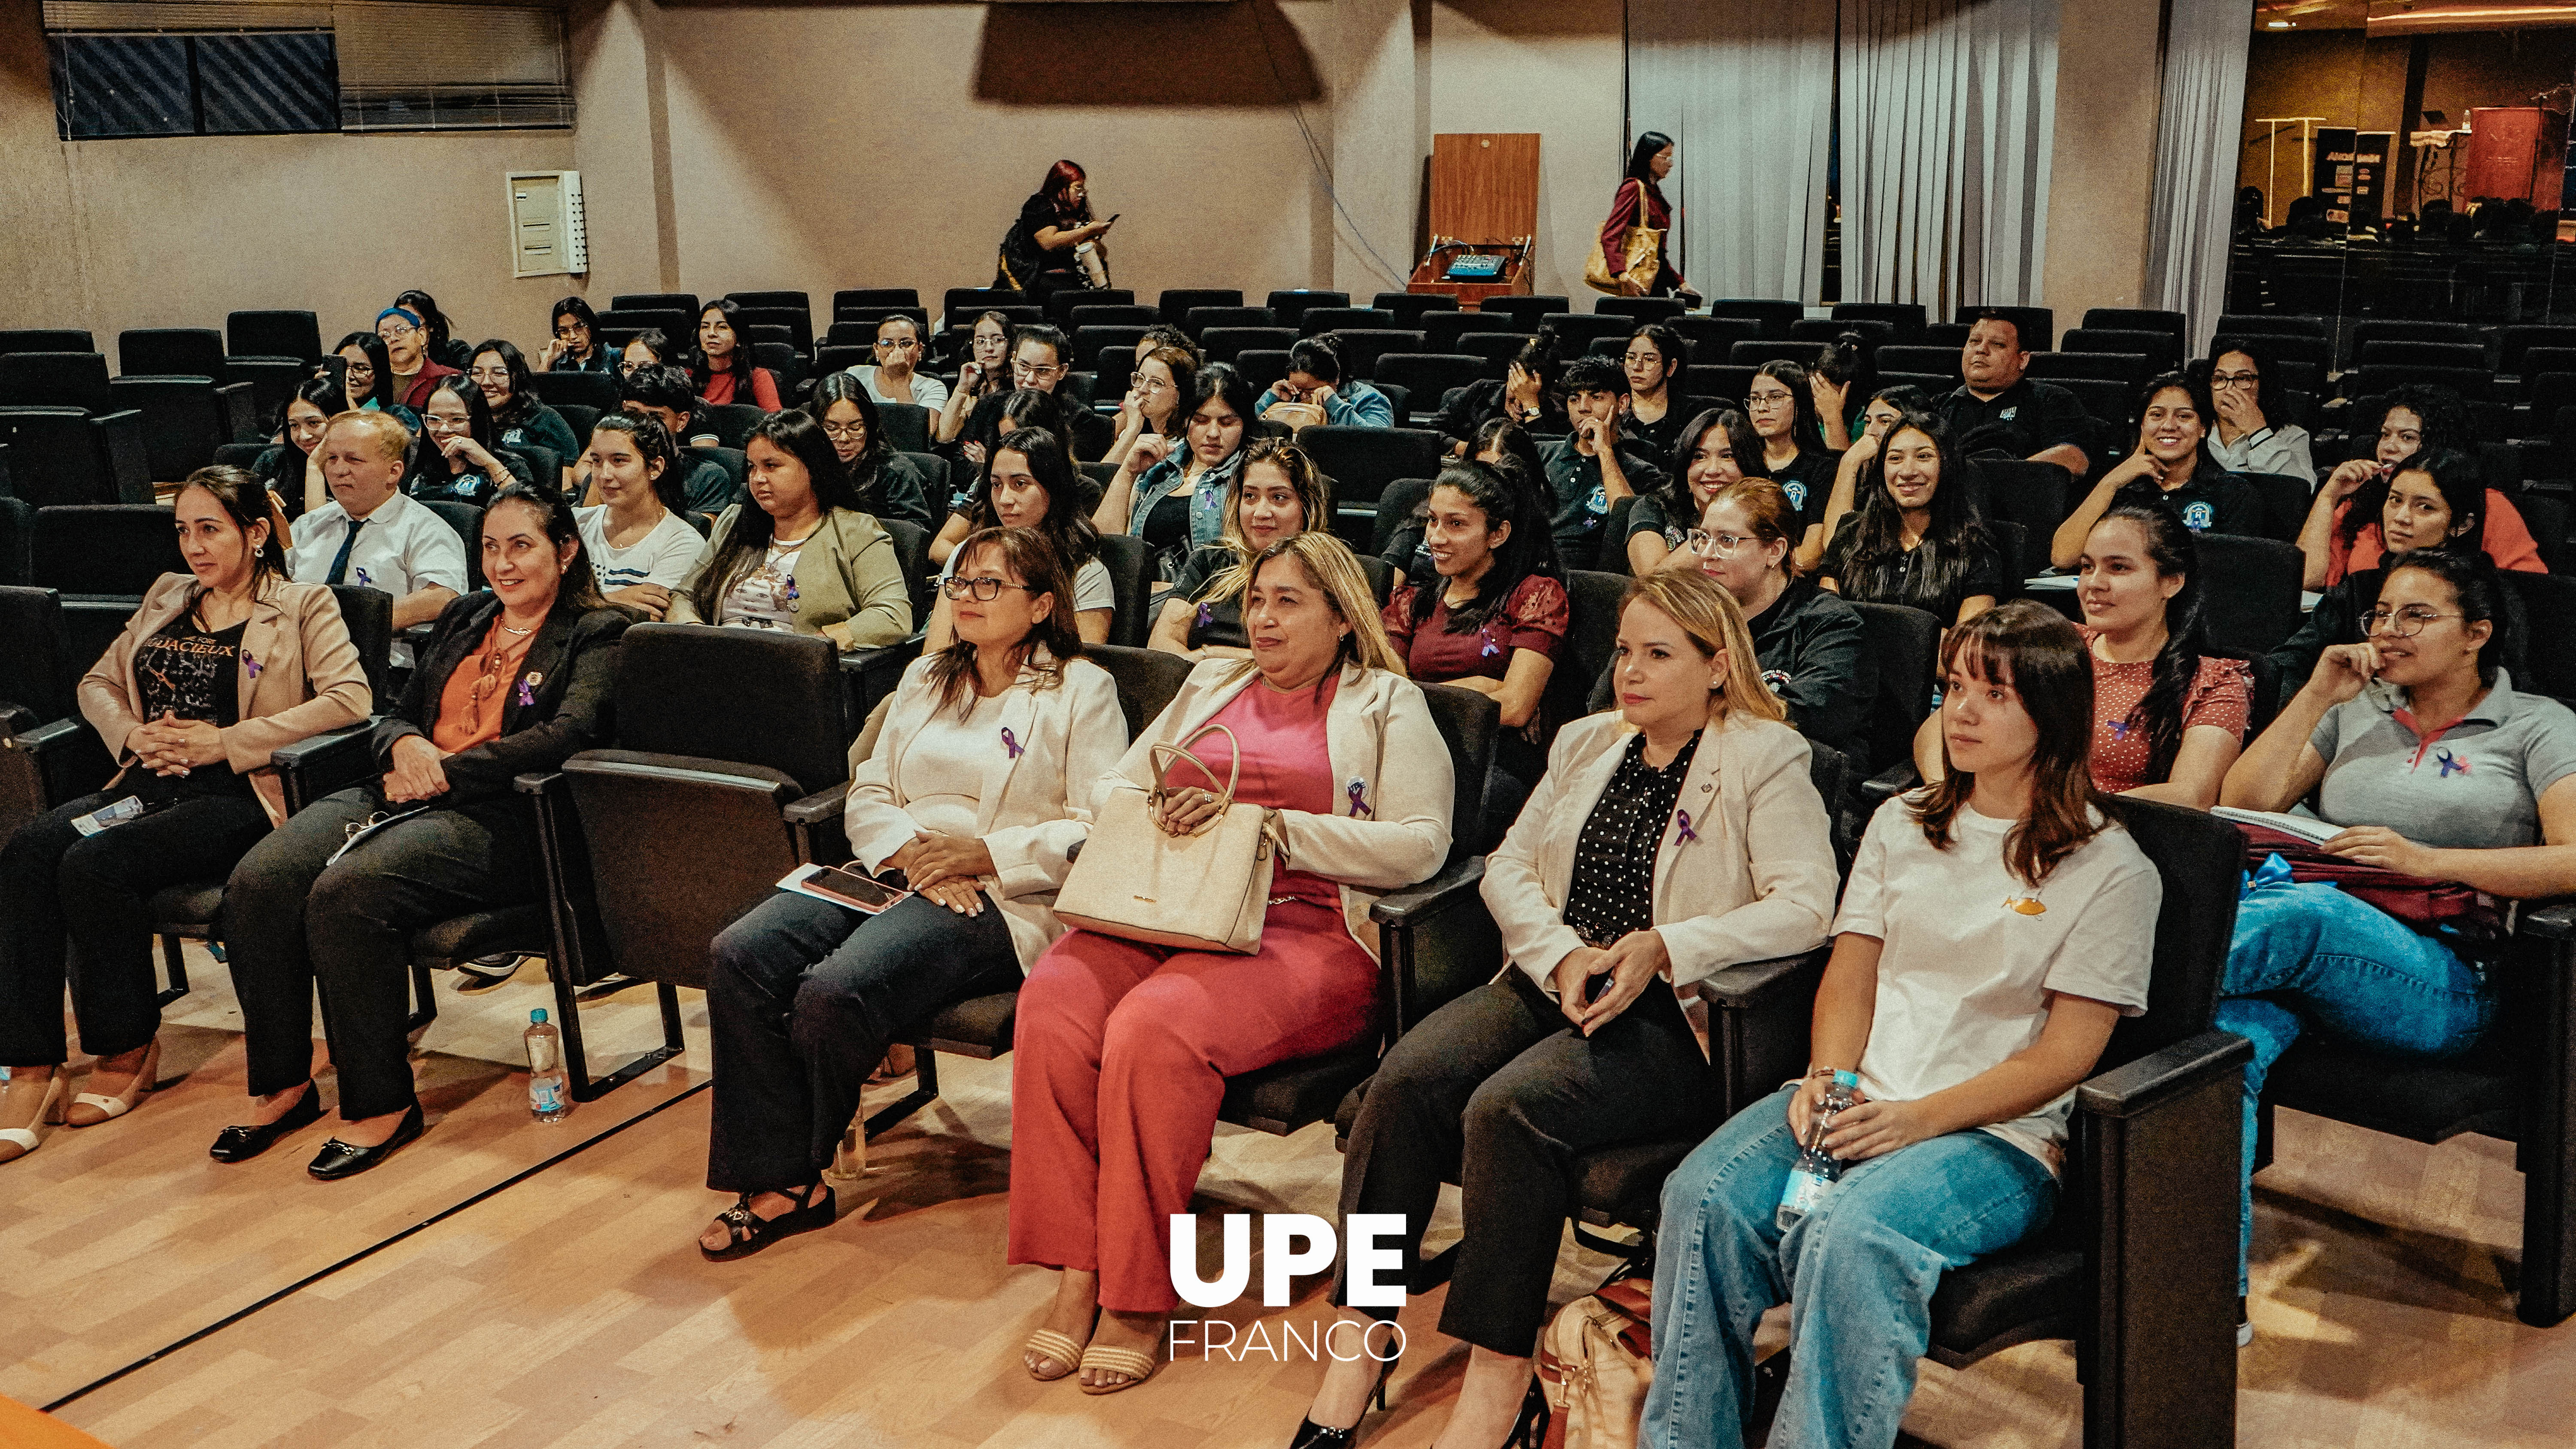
353, 566, 372, 588
1196, 601, 1215, 628
1479, 629, 1502, 660
1001, 726, 1024, 759
1346, 778, 1372, 817
243, 651, 262, 679
515, 678, 535, 707
1675, 808, 1700, 844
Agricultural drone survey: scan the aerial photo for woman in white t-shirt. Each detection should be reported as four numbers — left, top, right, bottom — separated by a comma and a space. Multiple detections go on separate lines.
1644, 600, 2161, 1449
574, 414, 708, 622
926, 428, 1114, 649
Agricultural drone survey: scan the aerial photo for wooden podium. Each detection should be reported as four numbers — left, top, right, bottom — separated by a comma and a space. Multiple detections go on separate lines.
1409, 133, 1538, 310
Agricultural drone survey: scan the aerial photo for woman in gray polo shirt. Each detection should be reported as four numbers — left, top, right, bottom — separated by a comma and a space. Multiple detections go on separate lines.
2217, 549, 2576, 1331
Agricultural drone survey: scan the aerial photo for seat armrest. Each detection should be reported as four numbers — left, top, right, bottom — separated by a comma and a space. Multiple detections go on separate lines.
514, 770, 565, 797
1369, 855, 1485, 926
273, 721, 379, 811
784, 782, 852, 865
10, 716, 116, 807
784, 782, 849, 827
2075, 1029, 2253, 1120
1698, 947, 1832, 1011
1371, 857, 1501, 1036
2517, 897, 2576, 942
1860, 760, 1919, 803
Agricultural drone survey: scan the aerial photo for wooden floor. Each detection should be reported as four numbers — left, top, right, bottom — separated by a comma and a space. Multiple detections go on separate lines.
10, 943, 2576, 1448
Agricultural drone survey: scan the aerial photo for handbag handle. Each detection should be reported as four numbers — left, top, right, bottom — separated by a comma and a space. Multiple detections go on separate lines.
1147, 723, 1244, 820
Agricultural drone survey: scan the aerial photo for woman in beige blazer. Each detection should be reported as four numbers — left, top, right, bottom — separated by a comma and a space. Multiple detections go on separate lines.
1291, 568, 1839, 1449
0, 467, 368, 1160
694, 527, 1126, 1261
1009, 533, 1454, 1394
663, 409, 913, 649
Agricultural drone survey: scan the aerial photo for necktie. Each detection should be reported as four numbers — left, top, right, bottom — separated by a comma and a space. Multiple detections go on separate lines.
323, 516, 366, 585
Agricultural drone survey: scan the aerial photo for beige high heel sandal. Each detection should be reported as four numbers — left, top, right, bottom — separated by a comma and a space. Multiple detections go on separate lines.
0, 1074, 67, 1164
67, 1040, 161, 1128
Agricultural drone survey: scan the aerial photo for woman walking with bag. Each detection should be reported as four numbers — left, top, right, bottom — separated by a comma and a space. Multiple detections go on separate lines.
1590, 132, 1698, 304
1008, 533, 1454, 1396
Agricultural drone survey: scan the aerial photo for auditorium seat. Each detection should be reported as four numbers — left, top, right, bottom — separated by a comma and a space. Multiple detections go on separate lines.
1265, 291, 1349, 328
1670, 315, 1764, 364
1371, 292, 1459, 329
2059, 327, 2181, 375
1877, 344, 1964, 382
1298, 306, 1393, 339
1424, 311, 1525, 355
1686, 364, 1758, 408
1373, 355, 1485, 425
1595, 296, 1689, 324
1791, 317, 1891, 346
1541, 313, 1634, 352
1325, 330, 1423, 382
0, 329, 95, 358
1182, 305, 1274, 338
1234, 349, 1294, 395
943, 288, 1026, 325
1045, 287, 1135, 326
225, 310, 322, 367
2081, 306, 2186, 341
832, 288, 920, 317
1701, 298, 1803, 340
1200, 326, 1296, 365
1300, 424, 1446, 522
2196, 533, 2303, 655
2500, 325, 2576, 377
2347, 364, 2493, 403
612, 292, 698, 317
1072, 325, 1148, 371
1455, 332, 1538, 380
1830, 301, 1927, 341
1068, 303, 1157, 332
1727, 340, 1822, 369
2215, 312, 2327, 339
2027, 350, 2151, 388
1477, 295, 1573, 333
2358, 340, 2484, 371
1156, 288, 1243, 324
528, 370, 619, 415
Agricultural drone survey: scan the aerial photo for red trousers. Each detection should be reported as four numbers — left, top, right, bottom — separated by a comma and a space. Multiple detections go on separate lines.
1006, 899, 1379, 1312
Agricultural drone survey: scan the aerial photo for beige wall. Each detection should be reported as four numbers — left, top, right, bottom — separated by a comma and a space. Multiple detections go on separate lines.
1427, 0, 1626, 303
2041, 0, 2163, 316
0, 0, 575, 353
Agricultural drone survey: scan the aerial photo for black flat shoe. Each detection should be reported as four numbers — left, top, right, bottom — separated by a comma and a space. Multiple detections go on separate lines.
208, 1081, 323, 1163
699, 1184, 835, 1262
1288, 1356, 1394, 1448
306, 1103, 424, 1180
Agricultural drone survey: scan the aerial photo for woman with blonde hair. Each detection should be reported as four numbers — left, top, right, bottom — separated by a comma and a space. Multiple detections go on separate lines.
1148, 437, 1332, 660
1289, 567, 1839, 1449
1009, 531, 1455, 1395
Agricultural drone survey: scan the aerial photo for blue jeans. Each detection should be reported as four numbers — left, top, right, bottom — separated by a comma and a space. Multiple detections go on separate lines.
1643, 1085, 2057, 1449
2217, 879, 2494, 1293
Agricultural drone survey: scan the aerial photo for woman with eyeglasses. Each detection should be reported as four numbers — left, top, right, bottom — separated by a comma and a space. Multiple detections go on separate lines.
1621, 324, 1695, 458
2201, 336, 2313, 485
620, 327, 674, 381
667, 410, 913, 648
995, 159, 1114, 305
1746, 360, 1836, 541
693, 525, 1127, 1260
374, 306, 457, 412
393, 289, 468, 370
2298, 386, 2542, 590
1628, 407, 1765, 575
936, 311, 1018, 446
468, 339, 581, 496
1818, 412, 2005, 629
846, 315, 950, 415
1094, 364, 1257, 579
328, 331, 407, 424
811, 373, 936, 532
214, 484, 630, 1179
692, 299, 783, 412
541, 296, 611, 375
929, 428, 1114, 649
255, 376, 340, 520
2217, 547, 2576, 1340
1103, 345, 1195, 470
403, 377, 536, 507
1148, 437, 1331, 661
1670, 478, 1872, 762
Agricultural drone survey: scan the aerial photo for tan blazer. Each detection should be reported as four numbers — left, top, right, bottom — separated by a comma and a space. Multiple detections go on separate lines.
844, 651, 1129, 969
1102, 659, 1454, 961
1484, 709, 1838, 997
78, 575, 373, 825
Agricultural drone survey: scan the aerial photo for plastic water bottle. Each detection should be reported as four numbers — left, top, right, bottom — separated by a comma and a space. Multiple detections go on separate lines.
1776, 1070, 1862, 1230
526, 1009, 571, 1122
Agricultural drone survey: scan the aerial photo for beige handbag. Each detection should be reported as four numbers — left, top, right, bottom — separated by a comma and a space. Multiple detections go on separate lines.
1583, 179, 1663, 296
1266, 400, 1330, 433
1055, 724, 1287, 953
1534, 1276, 1655, 1448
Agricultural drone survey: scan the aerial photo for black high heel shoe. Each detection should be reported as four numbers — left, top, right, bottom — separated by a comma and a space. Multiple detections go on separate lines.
1286, 1354, 1397, 1449
306, 1103, 425, 1180
208, 1080, 324, 1163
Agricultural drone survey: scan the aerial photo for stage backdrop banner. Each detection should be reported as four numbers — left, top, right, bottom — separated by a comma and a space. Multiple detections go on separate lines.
1840, 0, 2060, 316
1627, 0, 1836, 306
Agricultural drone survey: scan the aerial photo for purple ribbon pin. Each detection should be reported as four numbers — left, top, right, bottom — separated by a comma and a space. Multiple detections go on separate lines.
353, 566, 372, 588
1676, 809, 1700, 844
1001, 726, 1024, 759
515, 678, 535, 707
243, 651, 262, 679
1346, 778, 1371, 818
1479, 631, 1502, 660
1196, 601, 1215, 628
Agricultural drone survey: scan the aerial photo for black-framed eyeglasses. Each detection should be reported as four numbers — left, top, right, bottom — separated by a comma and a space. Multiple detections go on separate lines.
941, 576, 1039, 601
2362, 606, 2460, 638
1746, 389, 1795, 406
2209, 371, 2260, 388
820, 422, 868, 441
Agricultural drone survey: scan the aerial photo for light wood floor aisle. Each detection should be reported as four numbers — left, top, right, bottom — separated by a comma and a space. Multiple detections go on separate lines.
17, 943, 2576, 1447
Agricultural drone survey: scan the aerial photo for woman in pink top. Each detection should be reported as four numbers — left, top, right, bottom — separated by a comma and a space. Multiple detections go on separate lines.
2297, 388, 2543, 588
1009, 534, 1455, 1395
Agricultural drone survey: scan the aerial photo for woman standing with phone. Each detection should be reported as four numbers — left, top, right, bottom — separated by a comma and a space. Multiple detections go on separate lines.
996, 161, 1115, 305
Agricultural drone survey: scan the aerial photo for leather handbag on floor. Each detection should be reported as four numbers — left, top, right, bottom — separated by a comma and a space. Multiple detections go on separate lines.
1534, 1273, 1654, 1448
1054, 724, 1285, 953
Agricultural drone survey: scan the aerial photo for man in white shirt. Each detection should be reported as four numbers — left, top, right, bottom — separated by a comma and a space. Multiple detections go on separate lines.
290, 411, 468, 670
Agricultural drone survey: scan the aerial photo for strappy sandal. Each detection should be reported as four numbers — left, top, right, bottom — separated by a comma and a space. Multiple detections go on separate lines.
67, 1040, 160, 1127
1077, 1340, 1162, 1395
0, 1075, 65, 1164
1024, 1322, 1089, 1383
698, 1183, 834, 1262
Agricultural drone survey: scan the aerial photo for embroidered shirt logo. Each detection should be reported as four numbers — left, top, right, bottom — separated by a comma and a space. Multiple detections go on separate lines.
2182, 501, 2215, 530
1782, 479, 1808, 509
2002, 894, 2047, 915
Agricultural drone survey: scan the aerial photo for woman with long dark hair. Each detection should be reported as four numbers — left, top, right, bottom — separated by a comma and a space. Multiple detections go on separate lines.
1622, 323, 1695, 457
404, 376, 535, 506
1147, 437, 1332, 660
1105, 344, 1196, 470
575, 413, 704, 621
936, 310, 1018, 446
666, 409, 911, 647
811, 371, 936, 531
0, 468, 368, 1161
1594, 131, 1697, 303
257, 376, 340, 518
394, 288, 466, 369
692, 299, 783, 411
216, 483, 631, 1178
996, 159, 1115, 303
1747, 359, 1835, 534
1095, 363, 1258, 578
541, 295, 610, 374
2050, 372, 2260, 568
932, 428, 1112, 647
1628, 406, 1764, 574
1817, 412, 2005, 628
468, 338, 581, 493
1646, 601, 2161, 1448
1799, 382, 1936, 570
693, 526, 1127, 1260
1809, 330, 1876, 449
2299, 387, 2543, 588
329, 331, 402, 419
2201, 335, 2312, 483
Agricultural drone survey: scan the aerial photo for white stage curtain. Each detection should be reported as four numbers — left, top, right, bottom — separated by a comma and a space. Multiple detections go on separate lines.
1627, 0, 1837, 305
1839, 0, 2060, 315
2148, 0, 2253, 354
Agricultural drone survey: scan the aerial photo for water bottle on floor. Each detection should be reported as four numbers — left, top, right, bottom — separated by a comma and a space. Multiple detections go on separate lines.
526, 1009, 571, 1122
1776, 1070, 1860, 1230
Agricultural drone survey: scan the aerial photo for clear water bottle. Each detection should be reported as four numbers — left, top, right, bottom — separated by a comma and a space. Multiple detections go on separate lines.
1777, 1070, 1861, 1230
526, 1008, 571, 1122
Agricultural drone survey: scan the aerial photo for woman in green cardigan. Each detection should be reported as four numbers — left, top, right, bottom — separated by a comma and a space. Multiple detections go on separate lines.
667, 409, 914, 649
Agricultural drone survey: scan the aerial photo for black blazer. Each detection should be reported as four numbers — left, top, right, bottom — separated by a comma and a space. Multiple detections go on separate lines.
373, 591, 632, 807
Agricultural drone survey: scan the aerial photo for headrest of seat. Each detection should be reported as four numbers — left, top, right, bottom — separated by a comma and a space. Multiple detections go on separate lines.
612, 623, 848, 796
